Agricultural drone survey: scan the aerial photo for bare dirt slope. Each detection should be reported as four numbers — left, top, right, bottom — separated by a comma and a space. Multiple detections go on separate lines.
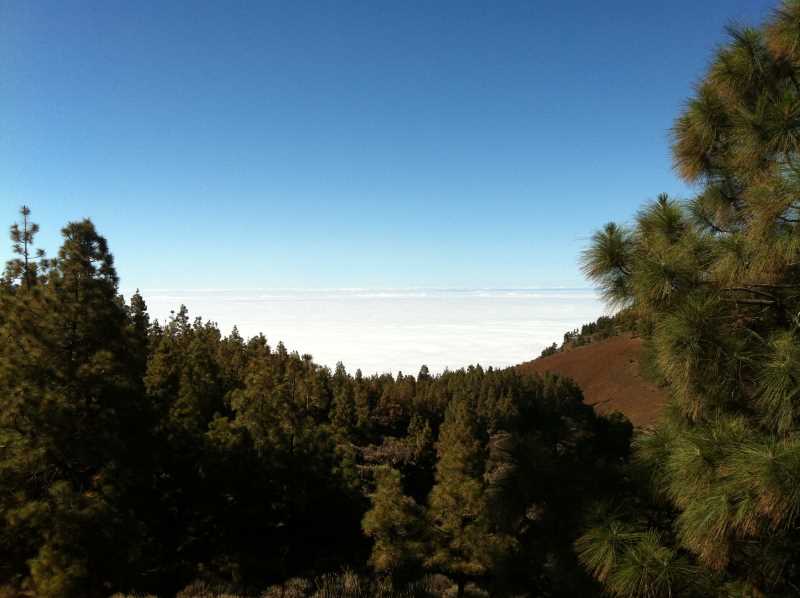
518, 335, 668, 427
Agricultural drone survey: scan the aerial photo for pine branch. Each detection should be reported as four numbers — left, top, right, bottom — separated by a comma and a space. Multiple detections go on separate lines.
721, 297, 776, 305
722, 287, 778, 301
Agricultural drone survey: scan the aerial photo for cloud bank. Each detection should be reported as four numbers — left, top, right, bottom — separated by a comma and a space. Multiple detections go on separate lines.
130, 288, 606, 376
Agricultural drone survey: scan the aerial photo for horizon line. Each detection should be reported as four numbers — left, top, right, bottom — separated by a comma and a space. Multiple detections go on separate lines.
121, 286, 597, 293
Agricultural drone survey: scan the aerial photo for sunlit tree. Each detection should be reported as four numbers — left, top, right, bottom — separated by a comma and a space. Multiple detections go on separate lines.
579, 3, 800, 594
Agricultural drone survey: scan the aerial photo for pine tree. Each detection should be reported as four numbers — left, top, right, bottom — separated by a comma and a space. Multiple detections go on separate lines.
145, 307, 227, 437
362, 467, 425, 583
4, 205, 46, 288
578, 3, 800, 594
425, 395, 513, 596
333, 383, 358, 437
0, 218, 145, 596
127, 290, 151, 381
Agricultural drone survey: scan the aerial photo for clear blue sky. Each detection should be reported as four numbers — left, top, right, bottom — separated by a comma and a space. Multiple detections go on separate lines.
1, 0, 775, 290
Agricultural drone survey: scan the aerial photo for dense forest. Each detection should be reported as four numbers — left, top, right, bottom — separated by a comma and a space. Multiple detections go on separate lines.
4, 2, 800, 596
0, 209, 631, 597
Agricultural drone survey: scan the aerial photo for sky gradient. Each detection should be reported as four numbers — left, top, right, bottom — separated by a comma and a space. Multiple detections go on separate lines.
1, 0, 776, 290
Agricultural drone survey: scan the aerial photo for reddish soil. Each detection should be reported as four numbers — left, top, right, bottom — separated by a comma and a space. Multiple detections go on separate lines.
518, 335, 668, 427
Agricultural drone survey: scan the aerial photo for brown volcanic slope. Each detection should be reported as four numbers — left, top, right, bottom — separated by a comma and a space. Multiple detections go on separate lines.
518, 335, 668, 427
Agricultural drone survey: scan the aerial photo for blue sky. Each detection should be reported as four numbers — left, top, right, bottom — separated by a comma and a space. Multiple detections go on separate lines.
1, 0, 775, 290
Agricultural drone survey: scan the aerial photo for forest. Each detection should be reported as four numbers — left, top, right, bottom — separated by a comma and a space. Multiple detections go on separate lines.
0, 206, 632, 597
4, 1, 800, 596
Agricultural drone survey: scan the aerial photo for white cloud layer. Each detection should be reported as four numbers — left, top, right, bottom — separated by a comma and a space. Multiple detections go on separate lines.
130, 288, 606, 376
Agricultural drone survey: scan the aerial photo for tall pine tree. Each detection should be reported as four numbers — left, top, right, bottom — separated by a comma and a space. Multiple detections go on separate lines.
0, 216, 147, 596
425, 394, 514, 597
579, 3, 800, 594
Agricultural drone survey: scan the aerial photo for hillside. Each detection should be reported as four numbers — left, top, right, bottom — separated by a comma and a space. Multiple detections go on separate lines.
519, 334, 668, 427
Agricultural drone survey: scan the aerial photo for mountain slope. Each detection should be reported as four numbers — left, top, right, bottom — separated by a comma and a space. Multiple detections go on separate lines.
518, 334, 667, 427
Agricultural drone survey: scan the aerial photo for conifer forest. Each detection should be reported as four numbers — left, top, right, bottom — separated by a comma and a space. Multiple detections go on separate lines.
4, 2, 800, 597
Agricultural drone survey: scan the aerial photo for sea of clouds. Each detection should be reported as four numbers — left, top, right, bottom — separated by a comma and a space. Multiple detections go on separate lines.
128, 288, 606, 376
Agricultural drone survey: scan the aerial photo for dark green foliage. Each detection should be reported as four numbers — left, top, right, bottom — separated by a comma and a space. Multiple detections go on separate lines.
0, 216, 148, 596
541, 311, 634, 357
425, 391, 506, 595
0, 208, 632, 596
364, 369, 633, 597
4, 205, 47, 289
540, 342, 559, 357
578, 2, 800, 595
362, 467, 425, 581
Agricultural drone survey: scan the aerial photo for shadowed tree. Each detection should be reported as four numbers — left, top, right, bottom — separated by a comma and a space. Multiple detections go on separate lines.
0, 218, 148, 596
425, 394, 515, 597
362, 467, 425, 585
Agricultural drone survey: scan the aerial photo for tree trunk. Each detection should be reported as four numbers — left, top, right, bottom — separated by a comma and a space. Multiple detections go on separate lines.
456, 578, 465, 598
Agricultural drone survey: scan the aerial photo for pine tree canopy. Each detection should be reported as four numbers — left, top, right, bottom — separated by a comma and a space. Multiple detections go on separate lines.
579, 2, 800, 595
